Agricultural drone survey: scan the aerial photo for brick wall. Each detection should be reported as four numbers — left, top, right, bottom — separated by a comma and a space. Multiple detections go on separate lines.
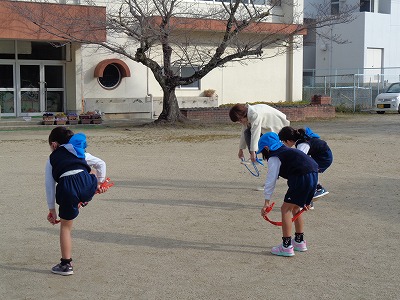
180, 105, 335, 123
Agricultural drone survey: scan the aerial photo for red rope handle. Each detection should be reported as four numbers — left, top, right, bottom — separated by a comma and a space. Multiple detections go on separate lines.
262, 202, 305, 226
49, 177, 114, 224
95, 177, 114, 194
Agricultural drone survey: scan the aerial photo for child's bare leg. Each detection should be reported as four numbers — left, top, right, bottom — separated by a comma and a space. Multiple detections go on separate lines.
281, 202, 295, 237
60, 219, 73, 259
293, 212, 304, 234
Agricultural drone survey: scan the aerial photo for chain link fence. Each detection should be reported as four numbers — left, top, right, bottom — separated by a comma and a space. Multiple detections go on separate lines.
303, 68, 400, 112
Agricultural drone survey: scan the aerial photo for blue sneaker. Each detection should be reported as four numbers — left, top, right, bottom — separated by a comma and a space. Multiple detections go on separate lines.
313, 186, 329, 199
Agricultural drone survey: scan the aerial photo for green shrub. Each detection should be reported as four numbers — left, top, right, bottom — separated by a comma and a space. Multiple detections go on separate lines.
219, 100, 311, 108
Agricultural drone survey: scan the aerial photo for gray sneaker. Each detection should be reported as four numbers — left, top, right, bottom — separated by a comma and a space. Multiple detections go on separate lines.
51, 263, 74, 276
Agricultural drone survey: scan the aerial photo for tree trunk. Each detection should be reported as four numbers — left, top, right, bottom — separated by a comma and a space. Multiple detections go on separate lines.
156, 87, 188, 123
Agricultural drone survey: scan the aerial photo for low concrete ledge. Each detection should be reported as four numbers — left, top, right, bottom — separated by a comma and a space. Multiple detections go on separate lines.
180, 105, 336, 123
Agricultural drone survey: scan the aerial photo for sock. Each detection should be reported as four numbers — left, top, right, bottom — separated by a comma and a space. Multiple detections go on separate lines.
295, 232, 304, 243
60, 258, 72, 266
282, 236, 291, 248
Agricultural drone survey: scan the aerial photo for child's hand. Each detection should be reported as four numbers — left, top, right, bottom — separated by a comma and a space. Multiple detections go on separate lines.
96, 183, 107, 194
47, 209, 58, 225
238, 149, 244, 160
250, 151, 257, 162
95, 178, 114, 194
261, 201, 272, 216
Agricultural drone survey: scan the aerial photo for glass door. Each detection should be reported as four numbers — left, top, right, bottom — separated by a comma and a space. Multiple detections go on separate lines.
45, 65, 64, 112
18, 63, 64, 116
20, 65, 40, 114
0, 64, 15, 116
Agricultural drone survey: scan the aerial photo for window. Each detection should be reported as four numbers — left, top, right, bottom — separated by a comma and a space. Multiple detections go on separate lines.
303, 18, 316, 46
17, 42, 66, 60
331, 0, 340, 15
98, 64, 122, 89
59, 0, 81, 3
360, 0, 374, 12
172, 66, 200, 89
200, 0, 267, 4
269, 0, 281, 6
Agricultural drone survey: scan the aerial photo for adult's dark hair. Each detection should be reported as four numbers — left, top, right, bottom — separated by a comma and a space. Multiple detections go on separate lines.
48, 126, 74, 145
278, 126, 305, 142
229, 104, 247, 122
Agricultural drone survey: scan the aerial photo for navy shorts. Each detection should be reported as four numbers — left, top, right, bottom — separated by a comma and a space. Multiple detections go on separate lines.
56, 171, 98, 220
284, 172, 318, 207
314, 149, 333, 173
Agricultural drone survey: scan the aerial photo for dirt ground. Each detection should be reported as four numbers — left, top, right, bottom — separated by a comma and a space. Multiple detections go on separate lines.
0, 113, 399, 300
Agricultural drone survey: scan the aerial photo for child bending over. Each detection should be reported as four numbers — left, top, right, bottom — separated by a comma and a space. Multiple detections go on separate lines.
279, 126, 333, 206
258, 132, 318, 256
45, 126, 107, 275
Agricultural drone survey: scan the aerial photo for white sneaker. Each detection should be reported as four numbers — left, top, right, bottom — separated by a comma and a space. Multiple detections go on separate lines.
240, 159, 253, 166
309, 201, 315, 210
255, 185, 264, 191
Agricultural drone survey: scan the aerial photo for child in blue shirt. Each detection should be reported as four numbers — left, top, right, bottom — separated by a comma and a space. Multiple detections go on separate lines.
258, 132, 318, 256
278, 126, 333, 204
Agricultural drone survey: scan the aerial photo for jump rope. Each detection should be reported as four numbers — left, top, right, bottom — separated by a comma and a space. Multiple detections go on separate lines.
241, 158, 315, 226
241, 157, 264, 177
48, 177, 114, 224
262, 202, 305, 226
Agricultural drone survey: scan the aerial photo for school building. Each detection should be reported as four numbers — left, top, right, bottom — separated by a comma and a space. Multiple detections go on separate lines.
304, 0, 400, 84
0, 0, 305, 119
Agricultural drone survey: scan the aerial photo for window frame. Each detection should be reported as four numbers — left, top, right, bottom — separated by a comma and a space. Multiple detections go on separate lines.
172, 65, 201, 90
97, 63, 122, 90
196, 0, 269, 5
360, 0, 374, 12
331, 0, 340, 15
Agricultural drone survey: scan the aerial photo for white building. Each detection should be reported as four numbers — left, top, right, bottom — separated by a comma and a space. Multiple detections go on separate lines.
0, 0, 305, 119
304, 0, 400, 84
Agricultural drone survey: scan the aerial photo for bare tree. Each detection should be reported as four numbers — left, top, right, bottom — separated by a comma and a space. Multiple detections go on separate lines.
8, 0, 358, 123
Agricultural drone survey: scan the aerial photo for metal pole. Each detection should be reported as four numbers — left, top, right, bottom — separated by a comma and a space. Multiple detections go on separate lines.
353, 74, 356, 113
377, 74, 380, 95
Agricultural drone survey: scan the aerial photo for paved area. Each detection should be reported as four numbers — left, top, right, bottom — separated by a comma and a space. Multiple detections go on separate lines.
0, 117, 154, 130
0, 113, 399, 299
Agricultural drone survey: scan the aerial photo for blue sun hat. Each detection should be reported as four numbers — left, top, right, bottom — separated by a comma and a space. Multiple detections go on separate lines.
256, 132, 283, 154
67, 133, 87, 158
304, 127, 320, 139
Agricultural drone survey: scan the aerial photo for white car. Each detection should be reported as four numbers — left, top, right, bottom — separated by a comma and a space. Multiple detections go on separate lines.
375, 82, 400, 114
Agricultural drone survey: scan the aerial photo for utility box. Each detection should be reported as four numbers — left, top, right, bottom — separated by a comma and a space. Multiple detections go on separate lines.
311, 95, 331, 105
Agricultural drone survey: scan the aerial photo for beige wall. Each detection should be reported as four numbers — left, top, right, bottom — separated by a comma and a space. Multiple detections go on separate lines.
78, 40, 304, 110
70, 0, 305, 115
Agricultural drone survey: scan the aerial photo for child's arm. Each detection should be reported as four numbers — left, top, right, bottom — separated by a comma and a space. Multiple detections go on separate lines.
45, 159, 57, 224
262, 157, 281, 211
297, 142, 310, 154
85, 152, 106, 183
